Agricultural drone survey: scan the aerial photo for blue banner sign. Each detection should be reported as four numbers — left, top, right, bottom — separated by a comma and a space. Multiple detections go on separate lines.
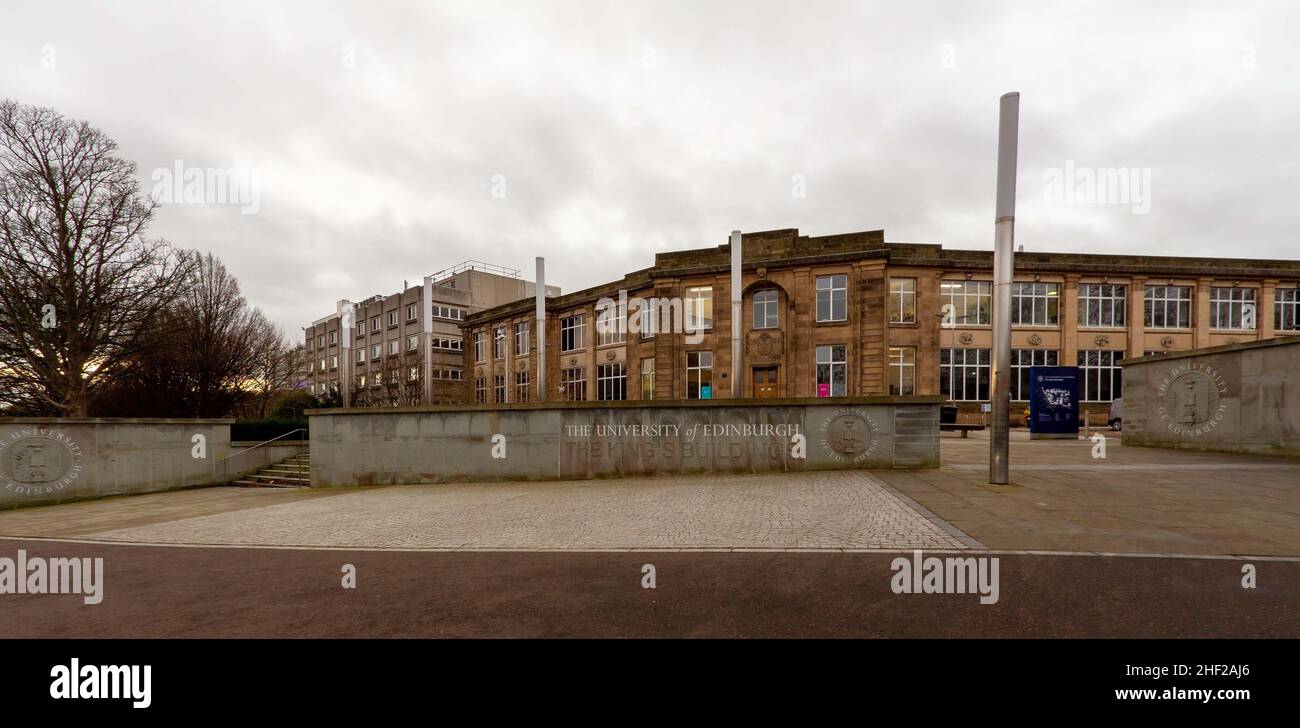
1028, 366, 1079, 436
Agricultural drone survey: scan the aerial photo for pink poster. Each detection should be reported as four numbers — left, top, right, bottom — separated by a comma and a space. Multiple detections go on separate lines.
817, 383, 830, 397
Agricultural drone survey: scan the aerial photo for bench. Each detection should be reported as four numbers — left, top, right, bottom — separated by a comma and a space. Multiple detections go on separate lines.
940, 423, 986, 438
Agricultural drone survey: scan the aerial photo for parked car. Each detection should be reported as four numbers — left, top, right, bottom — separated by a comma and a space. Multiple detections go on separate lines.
1108, 398, 1123, 430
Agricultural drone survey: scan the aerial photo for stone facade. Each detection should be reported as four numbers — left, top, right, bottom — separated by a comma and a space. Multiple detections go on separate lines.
464, 228, 1300, 423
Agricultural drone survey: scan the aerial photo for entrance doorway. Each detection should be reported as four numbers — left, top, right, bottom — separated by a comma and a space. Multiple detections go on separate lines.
753, 366, 780, 398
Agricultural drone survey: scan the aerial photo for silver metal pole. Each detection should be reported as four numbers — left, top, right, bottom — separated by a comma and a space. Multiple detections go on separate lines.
990, 91, 1019, 484
730, 229, 742, 398
535, 257, 547, 402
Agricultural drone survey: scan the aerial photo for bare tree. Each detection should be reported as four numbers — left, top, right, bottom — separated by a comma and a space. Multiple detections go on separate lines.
0, 99, 192, 415
244, 320, 300, 419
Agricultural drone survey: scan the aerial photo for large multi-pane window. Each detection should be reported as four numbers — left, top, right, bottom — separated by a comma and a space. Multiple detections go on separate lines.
815, 344, 847, 397
887, 347, 915, 396
940, 348, 990, 401
561, 314, 586, 352
514, 322, 530, 356
640, 357, 655, 399
406, 335, 418, 352
371, 317, 380, 333
387, 339, 399, 356
753, 289, 779, 329
1144, 285, 1192, 329
1210, 287, 1257, 330
1078, 350, 1124, 402
474, 332, 486, 362
432, 337, 463, 351
371, 344, 381, 360
815, 274, 848, 322
493, 374, 506, 403
1010, 349, 1059, 401
597, 304, 627, 345
407, 304, 418, 322
940, 280, 992, 326
561, 367, 586, 401
514, 372, 529, 402
597, 363, 627, 401
474, 377, 486, 403
1277, 288, 1300, 332
387, 310, 398, 326
686, 351, 713, 399
1078, 284, 1126, 328
329, 331, 338, 344
685, 286, 713, 331
1010, 282, 1060, 326
889, 278, 916, 324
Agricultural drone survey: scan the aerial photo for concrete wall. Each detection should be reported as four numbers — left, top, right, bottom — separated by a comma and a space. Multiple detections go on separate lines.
308, 396, 942, 486
0, 419, 308, 509
1121, 336, 1300, 457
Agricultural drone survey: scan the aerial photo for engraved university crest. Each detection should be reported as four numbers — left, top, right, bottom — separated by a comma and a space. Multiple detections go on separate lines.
1156, 363, 1228, 436
819, 409, 880, 464
0, 429, 84, 496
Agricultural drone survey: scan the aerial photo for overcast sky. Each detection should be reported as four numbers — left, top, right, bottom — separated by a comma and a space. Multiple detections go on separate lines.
3, 1, 1297, 335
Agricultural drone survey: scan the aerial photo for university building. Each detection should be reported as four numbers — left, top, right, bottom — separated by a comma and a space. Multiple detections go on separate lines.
303, 261, 557, 405
462, 228, 1300, 419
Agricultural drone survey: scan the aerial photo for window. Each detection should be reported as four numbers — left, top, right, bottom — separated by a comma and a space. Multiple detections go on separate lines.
940, 348, 990, 401
371, 344, 381, 360
888, 347, 915, 395
1010, 282, 1060, 326
1144, 285, 1192, 329
753, 289, 779, 329
1210, 287, 1257, 330
1010, 349, 1059, 401
474, 377, 486, 403
317, 335, 325, 348
815, 274, 847, 322
358, 375, 367, 389
329, 331, 338, 345
561, 367, 586, 401
371, 317, 380, 333
330, 355, 338, 370
406, 335, 418, 351
514, 322, 529, 356
355, 349, 364, 363
433, 305, 466, 321
387, 310, 398, 326
597, 363, 627, 401
597, 303, 627, 345
432, 337, 463, 351
561, 314, 586, 352
940, 280, 992, 326
493, 326, 506, 359
387, 339, 399, 356
889, 278, 916, 324
515, 372, 530, 402
474, 332, 486, 362
373, 371, 382, 387
356, 321, 364, 337
1078, 284, 1126, 328
640, 357, 655, 399
407, 304, 418, 322
815, 344, 847, 396
1078, 350, 1124, 402
493, 374, 505, 403
686, 351, 713, 399
1277, 288, 1300, 332
685, 286, 713, 331
639, 298, 660, 338
408, 366, 419, 382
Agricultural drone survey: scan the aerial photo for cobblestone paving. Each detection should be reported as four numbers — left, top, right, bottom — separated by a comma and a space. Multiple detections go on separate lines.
84, 471, 973, 551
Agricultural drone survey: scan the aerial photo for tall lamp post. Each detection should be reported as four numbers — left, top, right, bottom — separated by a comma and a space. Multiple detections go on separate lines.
990, 91, 1020, 485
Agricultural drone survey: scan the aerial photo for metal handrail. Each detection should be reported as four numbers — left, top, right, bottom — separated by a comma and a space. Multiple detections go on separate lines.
219, 428, 308, 462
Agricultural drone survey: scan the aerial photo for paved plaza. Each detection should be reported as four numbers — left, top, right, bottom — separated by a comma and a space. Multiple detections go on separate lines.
0, 431, 1296, 556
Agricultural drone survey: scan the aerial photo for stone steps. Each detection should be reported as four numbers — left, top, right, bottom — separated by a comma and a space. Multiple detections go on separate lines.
233, 453, 311, 488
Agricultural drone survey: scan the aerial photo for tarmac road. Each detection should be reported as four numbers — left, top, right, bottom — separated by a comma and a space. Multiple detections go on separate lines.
2, 538, 1294, 638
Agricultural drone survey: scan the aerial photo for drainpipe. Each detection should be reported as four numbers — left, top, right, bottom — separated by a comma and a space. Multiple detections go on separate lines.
731, 230, 742, 398
536, 257, 547, 402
